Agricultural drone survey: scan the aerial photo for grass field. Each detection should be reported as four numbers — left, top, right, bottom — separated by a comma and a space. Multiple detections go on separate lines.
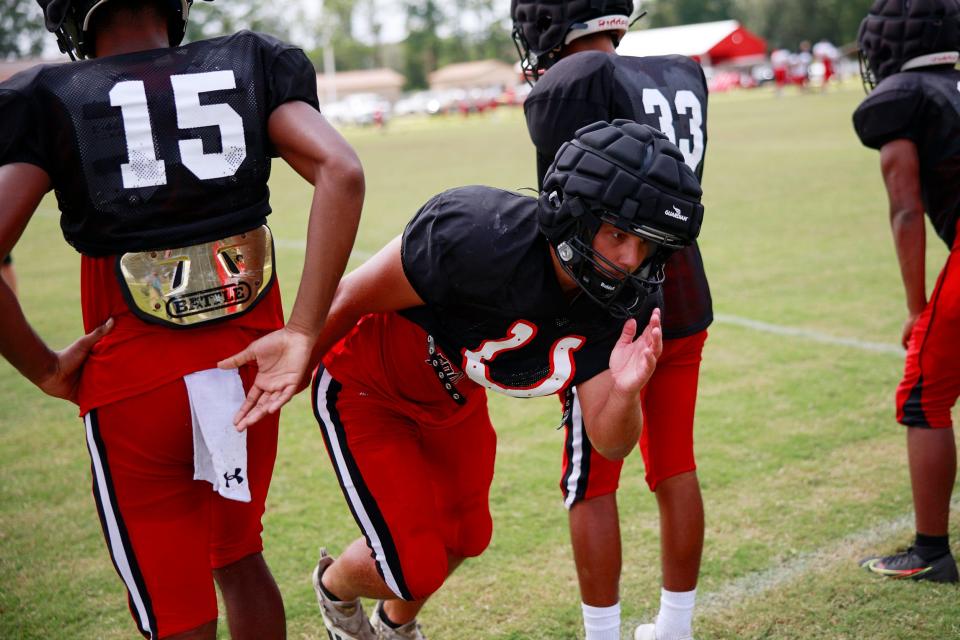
1, 82, 958, 639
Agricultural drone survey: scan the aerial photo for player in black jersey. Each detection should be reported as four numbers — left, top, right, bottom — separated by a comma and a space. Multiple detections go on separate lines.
0, 0, 364, 637
853, 0, 960, 584
223, 120, 705, 640
513, 2, 711, 638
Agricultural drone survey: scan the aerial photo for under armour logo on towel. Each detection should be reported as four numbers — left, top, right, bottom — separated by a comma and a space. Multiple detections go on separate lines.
223, 468, 245, 487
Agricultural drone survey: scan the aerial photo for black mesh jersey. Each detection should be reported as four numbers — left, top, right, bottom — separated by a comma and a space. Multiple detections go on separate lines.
0, 31, 318, 256
399, 186, 632, 398
524, 51, 712, 339
853, 67, 960, 249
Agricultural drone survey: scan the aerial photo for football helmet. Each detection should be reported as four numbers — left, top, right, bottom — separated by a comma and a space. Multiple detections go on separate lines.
539, 120, 704, 319
37, 0, 208, 60
858, 0, 960, 92
511, 0, 635, 82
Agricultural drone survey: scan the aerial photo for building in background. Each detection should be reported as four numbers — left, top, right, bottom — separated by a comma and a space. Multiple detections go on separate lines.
618, 20, 767, 91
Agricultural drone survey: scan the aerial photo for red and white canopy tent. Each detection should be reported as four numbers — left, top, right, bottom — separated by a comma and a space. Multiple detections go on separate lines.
617, 20, 767, 67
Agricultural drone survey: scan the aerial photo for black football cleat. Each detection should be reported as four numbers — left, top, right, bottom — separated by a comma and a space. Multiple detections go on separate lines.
860, 547, 959, 583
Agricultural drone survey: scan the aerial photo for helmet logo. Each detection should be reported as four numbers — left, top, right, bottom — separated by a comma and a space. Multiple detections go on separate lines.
596, 17, 629, 30
664, 205, 688, 222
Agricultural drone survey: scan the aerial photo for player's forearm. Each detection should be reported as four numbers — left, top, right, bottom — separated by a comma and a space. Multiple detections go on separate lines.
0, 286, 58, 386
890, 206, 927, 315
879, 139, 925, 314
305, 279, 365, 369
285, 155, 364, 338
585, 387, 642, 461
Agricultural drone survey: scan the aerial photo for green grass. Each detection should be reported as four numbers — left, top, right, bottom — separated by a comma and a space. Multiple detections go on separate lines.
1, 83, 958, 639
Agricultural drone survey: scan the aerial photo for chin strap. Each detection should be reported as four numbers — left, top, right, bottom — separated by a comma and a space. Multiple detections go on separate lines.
54, 28, 78, 60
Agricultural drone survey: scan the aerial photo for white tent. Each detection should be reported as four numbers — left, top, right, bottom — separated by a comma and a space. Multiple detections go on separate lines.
617, 20, 767, 66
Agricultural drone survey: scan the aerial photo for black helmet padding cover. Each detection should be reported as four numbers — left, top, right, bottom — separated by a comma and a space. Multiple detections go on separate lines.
858, 0, 960, 87
540, 119, 703, 251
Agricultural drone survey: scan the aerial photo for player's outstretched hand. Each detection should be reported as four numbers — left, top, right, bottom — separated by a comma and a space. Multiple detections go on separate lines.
608, 308, 662, 396
218, 327, 314, 431
37, 317, 114, 404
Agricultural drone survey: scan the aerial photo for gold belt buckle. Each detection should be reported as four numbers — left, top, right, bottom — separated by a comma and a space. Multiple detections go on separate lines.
117, 226, 275, 328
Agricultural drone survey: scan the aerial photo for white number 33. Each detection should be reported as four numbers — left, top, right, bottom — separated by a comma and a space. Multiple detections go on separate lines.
642, 88, 704, 173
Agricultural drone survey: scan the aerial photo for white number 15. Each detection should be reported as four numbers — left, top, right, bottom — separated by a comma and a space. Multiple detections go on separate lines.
108, 70, 248, 189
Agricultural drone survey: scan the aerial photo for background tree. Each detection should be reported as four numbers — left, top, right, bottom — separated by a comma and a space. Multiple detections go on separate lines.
403, 0, 444, 89
1, 0, 45, 59
645, 0, 738, 28
185, 0, 290, 43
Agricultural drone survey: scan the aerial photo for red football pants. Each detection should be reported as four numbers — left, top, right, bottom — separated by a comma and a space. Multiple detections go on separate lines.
314, 313, 496, 601
897, 229, 960, 429
560, 330, 707, 504
83, 367, 278, 638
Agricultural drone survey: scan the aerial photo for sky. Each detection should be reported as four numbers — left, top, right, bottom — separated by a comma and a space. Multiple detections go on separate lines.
349, 0, 513, 44
37, 0, 514, 58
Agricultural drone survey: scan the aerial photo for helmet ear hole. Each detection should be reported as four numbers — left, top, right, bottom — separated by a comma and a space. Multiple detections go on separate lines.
548, 190, 561, 209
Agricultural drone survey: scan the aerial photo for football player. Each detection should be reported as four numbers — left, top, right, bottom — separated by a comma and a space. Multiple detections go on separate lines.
853, 0, 960, 583
222, 120, 705, 639
512, 2, 711, 638
0, 0, 364, 637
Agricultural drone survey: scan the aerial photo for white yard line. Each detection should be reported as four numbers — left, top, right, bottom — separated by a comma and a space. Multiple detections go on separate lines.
623, 500, 959, 630
714, 313, 904, 356
697, 500, 960, 616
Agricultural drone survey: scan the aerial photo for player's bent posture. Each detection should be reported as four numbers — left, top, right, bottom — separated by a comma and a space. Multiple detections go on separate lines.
512, 2, 712, 638
0, 1, 363, 637
853, 0, 960, 584
224, 121, 704, 639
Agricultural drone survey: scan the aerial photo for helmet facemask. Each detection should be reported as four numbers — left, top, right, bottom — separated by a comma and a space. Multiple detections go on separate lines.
858, 48, 879, 93
538, 120, 705, 321
546, 193, 671, 320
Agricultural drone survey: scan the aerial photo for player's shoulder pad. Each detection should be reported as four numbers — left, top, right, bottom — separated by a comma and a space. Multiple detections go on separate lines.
618, 54, 706, 85
227, 30, 304, 56
403, 186, 539, 301
0, 63, 51, 169
853, 73, 924, 150
634, 54, 702, 72
0, 62, 51, 96
529, 51, 614, 99
0, 62, 49, 125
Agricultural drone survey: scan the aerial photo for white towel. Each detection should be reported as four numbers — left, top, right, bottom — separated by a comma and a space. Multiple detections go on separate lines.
184, 368, 251, 503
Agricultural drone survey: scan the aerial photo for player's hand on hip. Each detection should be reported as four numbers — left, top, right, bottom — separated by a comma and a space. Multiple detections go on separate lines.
217, 326, 315, 431
37, 318, 114, 404
901, 312, 921, 350
608, 308, 662, 396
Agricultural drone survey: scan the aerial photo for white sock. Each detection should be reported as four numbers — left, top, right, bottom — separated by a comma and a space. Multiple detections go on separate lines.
655, 588, 696, 640
582, 602, 621, 640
